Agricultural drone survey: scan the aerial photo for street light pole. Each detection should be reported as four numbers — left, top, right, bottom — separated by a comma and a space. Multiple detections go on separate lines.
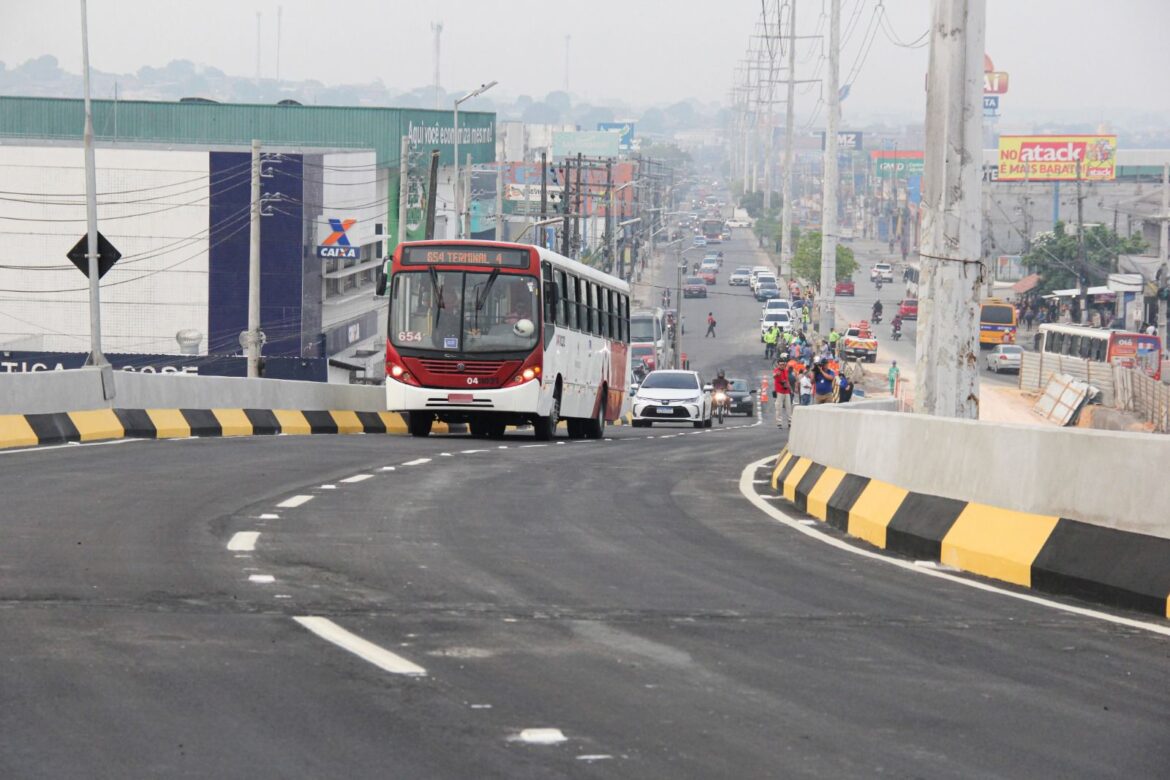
454, 81, 498, 239
80, 0, 107, 372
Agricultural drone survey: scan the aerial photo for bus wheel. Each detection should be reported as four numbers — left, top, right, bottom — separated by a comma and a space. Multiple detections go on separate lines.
407, 413, 433, 438
533, 395, 560, 441
584, 396, 605, 439
485, 420, 507, 438
469, 420, 487, 437
566, 419, 584, 438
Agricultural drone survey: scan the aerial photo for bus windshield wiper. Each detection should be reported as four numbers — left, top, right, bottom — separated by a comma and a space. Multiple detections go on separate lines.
428, 266, 442, 327
476, 269, 500, 311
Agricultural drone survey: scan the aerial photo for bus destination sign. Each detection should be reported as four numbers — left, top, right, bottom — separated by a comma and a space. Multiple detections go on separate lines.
401, 246, 530, 268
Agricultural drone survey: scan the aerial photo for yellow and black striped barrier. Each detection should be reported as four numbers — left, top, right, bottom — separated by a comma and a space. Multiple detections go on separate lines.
770, 449, 1170, 620
0, 408, 458, 451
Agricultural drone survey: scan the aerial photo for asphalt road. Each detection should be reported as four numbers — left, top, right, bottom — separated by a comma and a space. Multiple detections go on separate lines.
1, 229, 1167, 778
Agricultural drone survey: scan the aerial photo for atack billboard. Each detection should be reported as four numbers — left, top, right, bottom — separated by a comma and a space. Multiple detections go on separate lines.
997, 135, 1117, 181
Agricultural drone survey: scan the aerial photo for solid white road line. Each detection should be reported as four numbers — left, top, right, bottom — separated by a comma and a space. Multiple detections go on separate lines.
227, 531, 260, 551
340, 474, 373, 483
737, 456, 1170, 638
277, 495, 314, 508
294, 616, 427, 676
402, 458, 432, 466
249, 574, 275, 584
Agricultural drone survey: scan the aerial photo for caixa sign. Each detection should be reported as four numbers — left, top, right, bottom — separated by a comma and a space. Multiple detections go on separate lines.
0, 351, 327, 381
317, 217, 361, 259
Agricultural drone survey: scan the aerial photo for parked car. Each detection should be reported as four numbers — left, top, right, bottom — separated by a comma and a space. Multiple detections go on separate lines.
683, 276, 708, 298
898, 299, 919, 319
631, 369, 712, 428
729, 267, 752, 286
834, 279, 855, 296
986, 344, 1023, 373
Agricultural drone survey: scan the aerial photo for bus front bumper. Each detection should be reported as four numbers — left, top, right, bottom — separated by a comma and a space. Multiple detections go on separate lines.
386, 377, 542, 420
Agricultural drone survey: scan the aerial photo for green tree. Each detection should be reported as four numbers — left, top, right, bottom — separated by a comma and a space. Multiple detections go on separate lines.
791, 230, 857, 284
1022, 221, 1147, 292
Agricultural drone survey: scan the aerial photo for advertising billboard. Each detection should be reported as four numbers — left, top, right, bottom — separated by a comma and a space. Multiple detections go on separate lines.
997, 135, 1117, 181
597, 122, 635, 150
871, 150, 924, 179
552, 131, 621, 159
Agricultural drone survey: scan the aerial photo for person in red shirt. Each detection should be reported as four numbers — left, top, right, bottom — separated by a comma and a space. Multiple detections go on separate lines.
773, 359, 793, 428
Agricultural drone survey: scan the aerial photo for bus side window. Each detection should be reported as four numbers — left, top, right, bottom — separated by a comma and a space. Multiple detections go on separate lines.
556, 270, 569, 326
589, 283, 599, 335
565, 275, 578, 330
1094, 338, 1107, 362
597, 288, 607, 337
622, 295, 630, 342
613, 286, 622, 336
1048, 332, 1060, 354
1065, 335, 1078, 357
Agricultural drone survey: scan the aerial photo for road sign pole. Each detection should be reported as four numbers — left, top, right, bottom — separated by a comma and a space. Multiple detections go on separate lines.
80, 0, 107, 372
247, 139, 262, 378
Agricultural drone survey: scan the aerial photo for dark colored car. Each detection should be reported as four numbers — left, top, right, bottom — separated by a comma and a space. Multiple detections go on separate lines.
684, 277, 708, 298
834, 279, 855, 296
726, 378, 755, 416
755, 283, 781, 301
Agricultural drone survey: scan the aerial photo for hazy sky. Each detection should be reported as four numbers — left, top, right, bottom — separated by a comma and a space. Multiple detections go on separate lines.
3, 0, 1168, 120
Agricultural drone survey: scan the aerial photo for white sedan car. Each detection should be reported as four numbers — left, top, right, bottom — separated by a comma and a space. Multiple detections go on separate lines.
631, 370, 712, 428
985, 344, 1023, 373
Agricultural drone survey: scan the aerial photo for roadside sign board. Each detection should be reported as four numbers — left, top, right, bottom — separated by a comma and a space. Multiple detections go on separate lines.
66, 231, 121, 279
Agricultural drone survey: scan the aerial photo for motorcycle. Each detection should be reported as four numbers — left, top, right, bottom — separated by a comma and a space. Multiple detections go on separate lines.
871, 312, 883, 325
891, 324, 902, 341
713, 390, 729, 424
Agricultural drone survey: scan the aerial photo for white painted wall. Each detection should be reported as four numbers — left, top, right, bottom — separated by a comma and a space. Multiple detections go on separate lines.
0, 144, 209, 354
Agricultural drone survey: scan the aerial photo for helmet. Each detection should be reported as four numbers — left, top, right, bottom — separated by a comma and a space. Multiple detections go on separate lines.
717, 369, 725, 378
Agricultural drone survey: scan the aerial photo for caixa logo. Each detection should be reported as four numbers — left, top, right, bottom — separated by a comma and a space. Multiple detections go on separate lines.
317, 218, 360, 259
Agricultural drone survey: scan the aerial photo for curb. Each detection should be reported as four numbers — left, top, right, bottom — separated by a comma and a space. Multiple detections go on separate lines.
770, 449, 1170, 619
0, 408, 459, 451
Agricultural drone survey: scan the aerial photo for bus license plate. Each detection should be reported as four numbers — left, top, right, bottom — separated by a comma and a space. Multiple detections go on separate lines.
448, 393, 473, 403
657, 406, 674, 415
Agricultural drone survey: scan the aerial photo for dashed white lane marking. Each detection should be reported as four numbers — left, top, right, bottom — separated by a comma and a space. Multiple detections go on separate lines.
380, 466, 396, 472
577, 755, 613, 762
277, 495, 314, 508
470, 703, 492, 709
402, 458, 432, 466
460, 449, 489, 454
738, 456, 1170, 639
340, 474, 373, 483
294, 616, 427, 677
227, 531, 260, 551
258, 513, 280, 520
497, 445, 509, 449
510, 728, 567, 745
249, 574, 275, 584
520, 444, 547, 448
555, 441, 565, 445
320, 484, 337, 490
752, 479, 769, 484
440, 452, 453, 457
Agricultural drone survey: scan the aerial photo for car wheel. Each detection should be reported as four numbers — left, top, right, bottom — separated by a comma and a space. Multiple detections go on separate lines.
693, 420, 703, 429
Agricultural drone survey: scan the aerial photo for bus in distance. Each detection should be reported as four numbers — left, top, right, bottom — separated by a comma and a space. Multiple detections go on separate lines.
384, 240, 631, 439
701, 218, 724, 243
979, 298, 1017, 347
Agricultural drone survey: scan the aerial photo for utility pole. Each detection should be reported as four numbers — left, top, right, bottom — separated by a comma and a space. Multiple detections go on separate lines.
674, 253, 684, 369
819, 0, 841, 334
463, 153, 473, 239
540, 149, 548, 233
78, 0, 106, 374
1160, 162, 1169, 341
561, 158, 572, 256
779, 0, 797, 274
495, 160, 505, 241
424, 149, 440, 240
397, 136, 409, 248
606, 159, 614, 271
574, 152, 583, 258
1076, 158, 1088, 324
247, 139, 262, 378
914, 0, 985, 419
431, 22, 443, 109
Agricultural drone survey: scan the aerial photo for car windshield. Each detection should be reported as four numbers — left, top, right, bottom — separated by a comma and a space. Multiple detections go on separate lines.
632, 345, 654, 357
686, 277, 705, 285
903, 300, 918, 306
1000, 346, 1023, 354
730, 379, 749, 391
389, 270, 539, 353
640, 372, 699, 390
759, 283, 778, 290
765, 313, 787, 322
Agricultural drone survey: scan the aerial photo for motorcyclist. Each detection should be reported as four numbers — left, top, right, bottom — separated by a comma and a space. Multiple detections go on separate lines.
711, 369, 732, 393
872, 300, 884, 322
891, 313, 903, 333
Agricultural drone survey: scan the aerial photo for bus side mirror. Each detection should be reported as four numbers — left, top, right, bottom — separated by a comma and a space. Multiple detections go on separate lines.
375, 262, 388, 297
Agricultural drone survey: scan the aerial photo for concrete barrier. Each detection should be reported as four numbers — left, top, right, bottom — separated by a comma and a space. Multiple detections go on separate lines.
787, 405, 1170, 540
0, 369, 386, 415
769, 448, 1170, 619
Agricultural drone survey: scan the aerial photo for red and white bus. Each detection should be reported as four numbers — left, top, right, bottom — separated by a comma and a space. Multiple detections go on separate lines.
383, 240, 632, 438
1038, 323, 1162, 380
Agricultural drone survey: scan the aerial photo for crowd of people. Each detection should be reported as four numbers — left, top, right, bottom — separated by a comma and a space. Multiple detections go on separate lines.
767, 337, 854, 429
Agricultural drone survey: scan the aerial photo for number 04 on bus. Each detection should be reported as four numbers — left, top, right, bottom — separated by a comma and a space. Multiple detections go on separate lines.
381, 241, 632, 439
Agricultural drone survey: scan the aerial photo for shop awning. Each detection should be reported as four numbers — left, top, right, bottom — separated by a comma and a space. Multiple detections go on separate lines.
1011, 273, 1041, 294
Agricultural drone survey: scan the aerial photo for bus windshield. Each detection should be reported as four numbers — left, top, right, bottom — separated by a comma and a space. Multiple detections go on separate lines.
630, 317, 657, 342
981, 304, 1015, 324
389, 269, 540, 353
